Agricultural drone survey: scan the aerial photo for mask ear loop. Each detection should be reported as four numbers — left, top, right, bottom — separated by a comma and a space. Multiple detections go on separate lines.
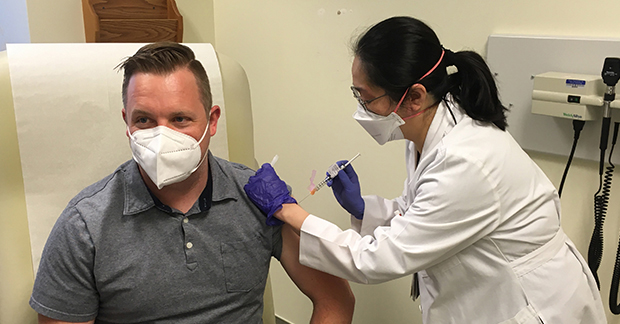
190, 146, 209, 173
392, 88, 410, 114
191, 116, 212, 173
191, 107, 216, 172
397, 49, 446, 121
195, 121, 210, 146
418, 49, 445, 82
127, 126, 136, 140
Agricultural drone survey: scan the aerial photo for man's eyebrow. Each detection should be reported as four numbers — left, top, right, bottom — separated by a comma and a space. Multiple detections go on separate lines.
130, 109, 153, 117
131, 109, 197, 118
169, 111, 194, 117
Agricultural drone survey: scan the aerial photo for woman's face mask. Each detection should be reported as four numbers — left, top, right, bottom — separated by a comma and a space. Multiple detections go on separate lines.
353, 88, 431, 145
353, 103, 405, 145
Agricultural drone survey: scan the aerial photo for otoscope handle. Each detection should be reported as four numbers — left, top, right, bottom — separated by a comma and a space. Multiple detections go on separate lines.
600, 117, 611, 175
601, 117, 611, 150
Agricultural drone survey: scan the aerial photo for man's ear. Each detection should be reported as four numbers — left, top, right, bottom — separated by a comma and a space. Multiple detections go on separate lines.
208, 105, 221, 136
122, 108, 129, 137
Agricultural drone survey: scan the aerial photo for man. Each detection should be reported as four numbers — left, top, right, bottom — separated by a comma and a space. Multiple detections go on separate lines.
30, 42, 354, 324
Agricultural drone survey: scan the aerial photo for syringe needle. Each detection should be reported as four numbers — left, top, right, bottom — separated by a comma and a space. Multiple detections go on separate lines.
298, 192, 312, 203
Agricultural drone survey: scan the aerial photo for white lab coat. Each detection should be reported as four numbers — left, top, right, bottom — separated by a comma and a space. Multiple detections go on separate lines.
299, 99, 606, 323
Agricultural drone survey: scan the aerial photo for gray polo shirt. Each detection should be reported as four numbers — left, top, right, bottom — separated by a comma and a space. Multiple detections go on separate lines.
30, 152, 282, 323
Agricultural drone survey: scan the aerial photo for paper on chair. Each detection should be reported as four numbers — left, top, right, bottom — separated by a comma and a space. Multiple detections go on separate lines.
7, 43, 228, 272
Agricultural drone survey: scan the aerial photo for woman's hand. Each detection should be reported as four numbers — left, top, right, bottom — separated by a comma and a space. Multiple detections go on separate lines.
328, 160, 365, 219
244, 163, 296, 226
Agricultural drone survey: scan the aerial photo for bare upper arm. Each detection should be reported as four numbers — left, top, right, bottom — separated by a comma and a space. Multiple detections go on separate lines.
279, 224, 354, 322
38, 314, 95, 324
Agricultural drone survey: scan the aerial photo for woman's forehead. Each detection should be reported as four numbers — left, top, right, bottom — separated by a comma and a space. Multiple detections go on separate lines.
352, 57, 382, 95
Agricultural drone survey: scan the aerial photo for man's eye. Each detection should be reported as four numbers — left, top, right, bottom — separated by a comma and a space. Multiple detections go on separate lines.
174, 117, 187, 123
136, 117, 149, 124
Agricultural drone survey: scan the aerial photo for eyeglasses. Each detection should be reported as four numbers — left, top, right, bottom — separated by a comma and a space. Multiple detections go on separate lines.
350, 86, 388, 113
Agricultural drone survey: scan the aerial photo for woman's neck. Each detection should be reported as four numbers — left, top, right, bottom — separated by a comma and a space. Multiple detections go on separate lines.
401, 103, 438, 152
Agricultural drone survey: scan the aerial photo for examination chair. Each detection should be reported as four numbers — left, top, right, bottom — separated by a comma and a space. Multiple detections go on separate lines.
0, 45, 276, 324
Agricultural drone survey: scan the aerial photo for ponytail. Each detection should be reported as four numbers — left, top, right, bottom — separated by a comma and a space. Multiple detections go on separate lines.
354, 16, 508, 131
447, 50, 508, 131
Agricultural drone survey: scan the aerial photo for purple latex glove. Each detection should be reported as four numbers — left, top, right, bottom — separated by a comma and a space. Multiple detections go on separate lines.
244, 163, 297, 226
327, 160, 365, 219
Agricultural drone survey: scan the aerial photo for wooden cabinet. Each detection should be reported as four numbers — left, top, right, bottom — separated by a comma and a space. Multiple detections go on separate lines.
82, 0, 183, 43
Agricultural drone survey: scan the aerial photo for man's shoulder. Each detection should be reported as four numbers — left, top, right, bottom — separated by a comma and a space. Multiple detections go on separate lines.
66, 160, 134, 209
210, 155, 256, 180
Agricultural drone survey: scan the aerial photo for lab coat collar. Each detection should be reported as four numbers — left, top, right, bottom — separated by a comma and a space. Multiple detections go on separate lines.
418, 96, 464, 161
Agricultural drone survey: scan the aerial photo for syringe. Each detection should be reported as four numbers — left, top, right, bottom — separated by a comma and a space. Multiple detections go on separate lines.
298, 153, 361, 203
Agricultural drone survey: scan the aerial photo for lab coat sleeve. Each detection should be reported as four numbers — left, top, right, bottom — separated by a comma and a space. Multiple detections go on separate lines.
351, 142, 414, 236
299, 149, 501, 284
350, 216, 362, 233
351, 195, 403, 237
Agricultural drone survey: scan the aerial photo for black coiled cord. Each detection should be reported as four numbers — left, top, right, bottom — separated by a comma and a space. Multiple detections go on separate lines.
590, 181, 607, 289
591, 163, 614, 284
608, 122, 620, 314
589, 118, 613, 289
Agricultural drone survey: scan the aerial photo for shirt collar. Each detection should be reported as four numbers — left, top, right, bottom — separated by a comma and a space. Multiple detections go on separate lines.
122, 160, 155, 216
146, 167, 213, 213
122, 151, 238, 216
208, 151, 240, 203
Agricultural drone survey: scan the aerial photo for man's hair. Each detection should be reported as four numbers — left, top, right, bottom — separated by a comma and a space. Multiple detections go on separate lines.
118, 42, 212, 112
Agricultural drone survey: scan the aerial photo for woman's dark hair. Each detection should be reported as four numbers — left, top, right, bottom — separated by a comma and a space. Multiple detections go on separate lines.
354, 16, 508, 130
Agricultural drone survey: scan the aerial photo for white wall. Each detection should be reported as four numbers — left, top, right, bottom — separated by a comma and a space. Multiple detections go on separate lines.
23, 0, 215, 44
176, 0, 215, 45
15, 0, 620, 323
212, 1, 620, 323
0, 0, 30, 51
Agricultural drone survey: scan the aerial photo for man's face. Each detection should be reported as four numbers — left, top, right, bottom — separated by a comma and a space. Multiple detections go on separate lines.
122, 67, 220, 166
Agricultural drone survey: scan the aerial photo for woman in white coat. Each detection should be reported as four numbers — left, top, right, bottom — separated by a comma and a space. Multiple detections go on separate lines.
244, 16, 606, 323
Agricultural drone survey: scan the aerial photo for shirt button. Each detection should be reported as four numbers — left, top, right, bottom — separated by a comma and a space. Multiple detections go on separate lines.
183, 218, 189, 224
186, 242, 193, 249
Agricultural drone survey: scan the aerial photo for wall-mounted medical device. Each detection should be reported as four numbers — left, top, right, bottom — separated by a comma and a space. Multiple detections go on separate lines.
530, 58, 620, 316
489, 36, 620, 317
532, 72, 605, 120
531, 71, 620, 120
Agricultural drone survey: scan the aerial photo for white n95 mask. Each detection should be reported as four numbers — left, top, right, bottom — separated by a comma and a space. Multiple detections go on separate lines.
353, 103, 405, 145
128, 125, 208, 189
